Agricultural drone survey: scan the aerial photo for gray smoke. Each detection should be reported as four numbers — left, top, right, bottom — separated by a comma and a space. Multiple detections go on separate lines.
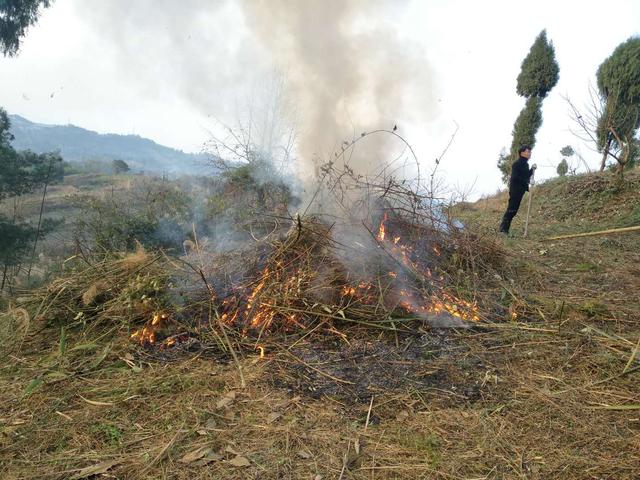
74, 0, 437, 179
72, 0, 267, 120
238, 0, 437, 176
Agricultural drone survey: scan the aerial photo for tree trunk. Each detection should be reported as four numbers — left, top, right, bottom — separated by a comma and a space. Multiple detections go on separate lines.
27, 159, 53, 280
599, 137, 612, 172
2, 197, 19, 291
617, 142, 630, 182
0, 263, 8, 291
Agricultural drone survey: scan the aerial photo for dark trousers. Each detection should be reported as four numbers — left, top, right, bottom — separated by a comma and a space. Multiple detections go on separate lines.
500, 188, 526, 233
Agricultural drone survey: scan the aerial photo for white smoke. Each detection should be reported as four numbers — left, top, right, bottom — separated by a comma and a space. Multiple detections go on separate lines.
74, 0, 438, 179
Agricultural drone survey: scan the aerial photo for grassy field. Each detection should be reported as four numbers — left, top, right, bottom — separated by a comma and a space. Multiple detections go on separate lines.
1, 169, 639, 479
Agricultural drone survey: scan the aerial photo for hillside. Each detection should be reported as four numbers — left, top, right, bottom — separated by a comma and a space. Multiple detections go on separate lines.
455, 170, 640, 339
1, 170, 639, 479
9, 114, 209, 174
457, 168, 640, 237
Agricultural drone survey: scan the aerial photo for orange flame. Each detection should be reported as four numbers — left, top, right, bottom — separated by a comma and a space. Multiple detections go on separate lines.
377, 213, 388, 241
246, 270, 268, 313
130, 312, 173, 347
341, 285, 357, 296
245, 268, 277, 330
394, 287, 481, 323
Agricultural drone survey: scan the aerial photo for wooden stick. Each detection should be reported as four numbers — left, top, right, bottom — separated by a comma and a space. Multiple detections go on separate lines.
543, 225, 640, 241
523, 171, 535, 238
364, 395, 374, 431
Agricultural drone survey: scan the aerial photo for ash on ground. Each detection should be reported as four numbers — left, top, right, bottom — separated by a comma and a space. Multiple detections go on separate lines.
269, 332, 486, 405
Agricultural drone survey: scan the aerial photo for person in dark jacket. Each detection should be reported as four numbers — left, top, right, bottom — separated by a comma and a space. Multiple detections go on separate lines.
499, 145, 536, 235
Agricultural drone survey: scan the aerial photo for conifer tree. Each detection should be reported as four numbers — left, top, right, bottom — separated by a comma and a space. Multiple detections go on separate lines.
556, 159, 568, 176
510, 97, 543, 158
516, 31, 560, 99
498, 30, 559, 182
595, 37, 640, 171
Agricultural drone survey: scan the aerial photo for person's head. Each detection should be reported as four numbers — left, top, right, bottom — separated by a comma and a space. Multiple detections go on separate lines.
518, 145, 532, 159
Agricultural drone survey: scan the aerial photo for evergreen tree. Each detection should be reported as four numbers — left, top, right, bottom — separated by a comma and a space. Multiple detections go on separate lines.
0, 108, 13, 144
516, 30, 560, 99
558, 145, 574, 175
595, 37, 640, 171
510, 96, 543, 157
559, 145, 575, 158
0, 217, 36, 285
0, 0, 52, 56
0, 108, 63, 199
556, 159, 568, 177
500, 30, 559, 183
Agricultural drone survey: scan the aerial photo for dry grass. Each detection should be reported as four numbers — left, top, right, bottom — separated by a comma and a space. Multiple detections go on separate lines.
2, 317, 639, 479
2, 170, 640, 479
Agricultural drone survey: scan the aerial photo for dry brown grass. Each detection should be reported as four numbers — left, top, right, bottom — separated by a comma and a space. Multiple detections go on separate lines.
2, 171, 640, 479
2, 315, 639, 479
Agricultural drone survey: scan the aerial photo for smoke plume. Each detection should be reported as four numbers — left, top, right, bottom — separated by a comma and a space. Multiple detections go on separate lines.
74, 0, 437, 178
238, 1, 437, 173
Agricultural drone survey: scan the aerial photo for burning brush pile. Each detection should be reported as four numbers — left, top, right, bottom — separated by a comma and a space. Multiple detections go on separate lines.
179, 154, 504, 342
123, 169, 505, 350
201, 210, 482, 338
13, 167, 508, 354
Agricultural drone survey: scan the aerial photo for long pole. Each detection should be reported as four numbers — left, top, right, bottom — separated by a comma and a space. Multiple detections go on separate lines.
543, 225, 640, 241
523, 171, 534, 237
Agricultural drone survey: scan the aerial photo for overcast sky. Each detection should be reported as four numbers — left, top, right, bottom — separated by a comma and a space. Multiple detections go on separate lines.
1, 0, 639, 198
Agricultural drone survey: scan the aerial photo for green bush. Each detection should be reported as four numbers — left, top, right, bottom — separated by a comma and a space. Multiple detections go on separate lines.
557, 158, 569, 176
72, 178, 192, 252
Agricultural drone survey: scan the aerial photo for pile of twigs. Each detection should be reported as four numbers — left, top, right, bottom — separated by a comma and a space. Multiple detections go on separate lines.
10, 152, 512, 352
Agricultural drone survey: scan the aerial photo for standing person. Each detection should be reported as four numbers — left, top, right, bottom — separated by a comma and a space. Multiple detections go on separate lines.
499, 145, 536, 235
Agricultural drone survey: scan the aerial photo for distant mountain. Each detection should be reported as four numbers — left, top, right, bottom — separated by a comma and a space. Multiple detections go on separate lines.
8, 114, 210, 174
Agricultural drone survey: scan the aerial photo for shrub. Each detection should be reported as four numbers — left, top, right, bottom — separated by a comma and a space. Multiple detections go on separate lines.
557, 158, 569, 176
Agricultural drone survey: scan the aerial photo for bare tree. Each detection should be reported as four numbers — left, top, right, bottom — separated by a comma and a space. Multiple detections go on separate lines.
565, 85, 636, 178
203, 74, 297, 176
